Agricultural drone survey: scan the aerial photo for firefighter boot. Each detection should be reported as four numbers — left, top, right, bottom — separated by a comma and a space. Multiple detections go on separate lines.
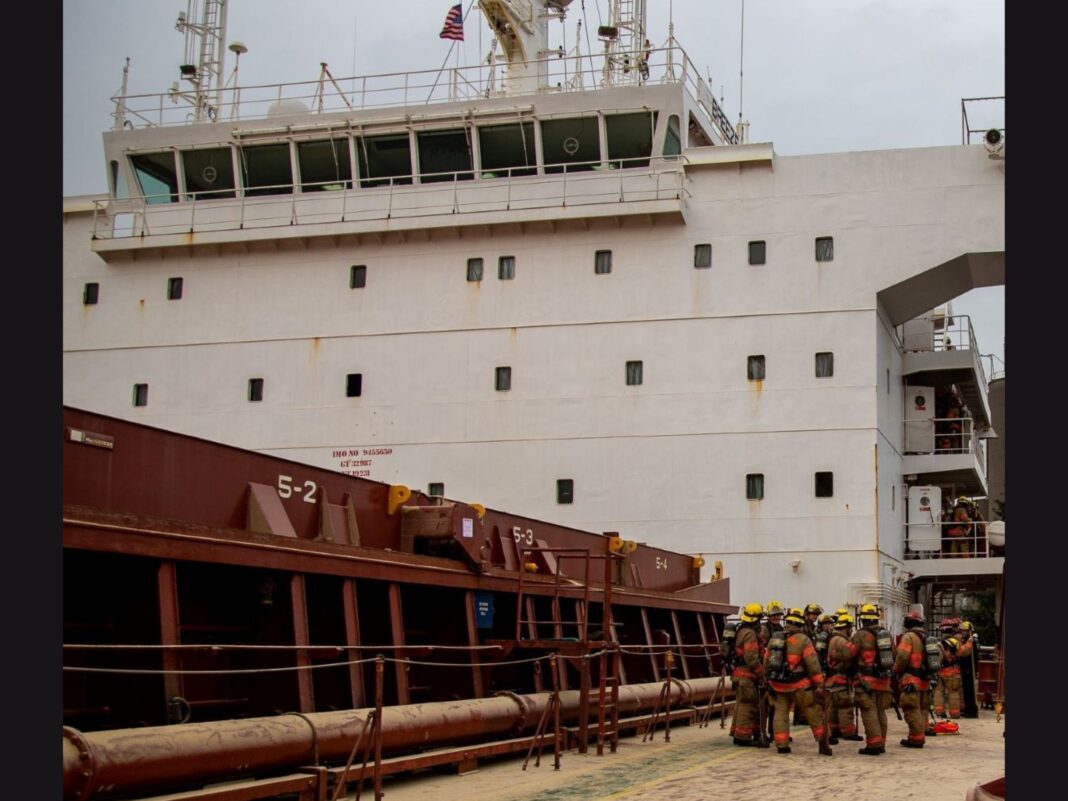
819, 742, 833, 756
900, 739, 924, 748
858, 746, 884, 756
777, 745, 791, 754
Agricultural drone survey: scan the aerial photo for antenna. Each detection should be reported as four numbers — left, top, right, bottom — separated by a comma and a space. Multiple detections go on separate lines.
737, 0, 749, 144
113, 57, 131, 131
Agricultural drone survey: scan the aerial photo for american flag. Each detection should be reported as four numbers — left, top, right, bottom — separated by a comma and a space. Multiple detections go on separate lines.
439, 4, 464, 41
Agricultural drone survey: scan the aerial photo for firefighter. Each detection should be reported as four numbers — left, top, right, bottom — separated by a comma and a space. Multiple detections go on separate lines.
893, 610, 934, 747
763, 608, 833, 756
827, 613, 863, 742
851, 603, 895, 755
804, 603, 824, 640
759, 600, 785, 739
934, 617, 972, 718
730, 602, 769, 747
959, 620, 980, 718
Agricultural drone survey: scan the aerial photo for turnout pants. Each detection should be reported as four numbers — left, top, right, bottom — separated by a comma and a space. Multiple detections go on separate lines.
731, 677, 761, 740
900, 685, 930, 744
935, 673, 962, 718
854, 686, 890, 748
771, 687, 825, 747
829, 686, 858, 736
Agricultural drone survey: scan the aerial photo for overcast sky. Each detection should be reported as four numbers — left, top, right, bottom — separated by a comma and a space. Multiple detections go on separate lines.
63, 0, 1004, 366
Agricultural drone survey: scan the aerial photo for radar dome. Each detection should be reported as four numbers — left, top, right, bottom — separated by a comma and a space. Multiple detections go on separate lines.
267, 99, 310, 118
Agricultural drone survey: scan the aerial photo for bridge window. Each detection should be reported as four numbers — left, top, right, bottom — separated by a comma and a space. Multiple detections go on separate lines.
182, 147, 236, 200
478, 122, 536, 178
130, 152, 179, 204
240, 143, 293, 196
418, 128, 473, 183
298, 138, 352, 191
663, 115, 681, 157
606, 111, 656, 168
542, 117, 600, 173
356, 133, 413, 188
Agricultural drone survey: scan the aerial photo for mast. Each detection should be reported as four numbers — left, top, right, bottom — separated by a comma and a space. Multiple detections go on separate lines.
599, 0, 646, 87
478, 0, 573, 96
173, 0, 229, 121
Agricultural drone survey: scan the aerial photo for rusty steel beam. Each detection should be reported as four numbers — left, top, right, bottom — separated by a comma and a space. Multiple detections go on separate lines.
62, 677, 729, 801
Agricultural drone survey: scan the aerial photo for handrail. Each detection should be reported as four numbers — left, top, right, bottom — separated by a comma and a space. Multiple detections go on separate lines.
91, 155, 686, 240
903, 518, 1001, 560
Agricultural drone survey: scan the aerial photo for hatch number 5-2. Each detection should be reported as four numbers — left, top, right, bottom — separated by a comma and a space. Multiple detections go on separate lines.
278, 474, 319, 504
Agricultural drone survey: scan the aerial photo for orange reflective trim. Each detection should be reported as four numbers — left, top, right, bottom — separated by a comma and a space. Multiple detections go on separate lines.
898, 640, 913, 653
741, 641, 759, 652
774, 733, 790, 744
802, 644, 816, 657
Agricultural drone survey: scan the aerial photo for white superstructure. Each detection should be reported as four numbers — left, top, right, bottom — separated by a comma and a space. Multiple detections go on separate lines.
63, 1, 1005, 629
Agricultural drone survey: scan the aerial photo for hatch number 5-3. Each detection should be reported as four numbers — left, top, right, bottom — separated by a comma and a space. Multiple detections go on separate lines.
278, 474, 319, 504
512, 526, 535, 546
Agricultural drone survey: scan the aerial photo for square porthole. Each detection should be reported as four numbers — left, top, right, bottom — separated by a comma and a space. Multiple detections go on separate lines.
557, 479, 574, 504
167, 277, 183, 300
747, 355, 765, 381
815, 472, 834, 497
346, 373, 363, 397
132, 383, 149, 407
83, 282, 99, 305
248, 377, 264, 402
350, 265, 367, 289
495, 366, 512, 391
428, 482, 444, 497
746, 473, 764, 500
748, 240, 766, 265
694, 244, 711, 269
815, 352, 834, 378
466, 258, 484, 282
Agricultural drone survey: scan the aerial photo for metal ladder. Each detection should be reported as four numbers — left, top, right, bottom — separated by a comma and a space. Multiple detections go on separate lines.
596, 644, 621, 754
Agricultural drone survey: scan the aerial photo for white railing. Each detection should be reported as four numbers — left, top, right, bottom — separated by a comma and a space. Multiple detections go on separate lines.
902, 313, 989, 394
905, 415, 977, 456
904, 519, 1002, 560
110, 42, 738, 145
91, 155, 687, 240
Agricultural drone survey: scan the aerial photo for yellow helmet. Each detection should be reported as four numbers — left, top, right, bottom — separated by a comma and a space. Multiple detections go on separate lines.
835, 613, 854, 628
818, 614, 835, 626
784, 607, 806, 626
857, 603, 880, 623
766, 600, 784, 617
960, 620, 974, 632
835, 607, 849, 617
804, 603, 823, 616
740, 602, 764, 623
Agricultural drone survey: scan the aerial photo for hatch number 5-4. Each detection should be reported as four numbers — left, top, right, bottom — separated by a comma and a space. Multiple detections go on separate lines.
655, 556, 669, 571
278, 474, 319, 504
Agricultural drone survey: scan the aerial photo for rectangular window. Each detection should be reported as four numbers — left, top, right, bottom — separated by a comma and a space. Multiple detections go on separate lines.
495, 366, 512, 391
428, 482, 445, 497
498, 256, 515, 280
748, 240, 766, 265
467, 258, 484, 282
605, 111, 655, 169
355, 133, 413, 189
130, 152, 179, 204
346, 373, 363, 397
477, 122, 536, 178
694, 244, 712, 269
541, 117, 601, 173
132, 383, 149, 407
815, 352, 834, 378
815, 472, 834, 497
182, 147, 236, 200
887, 368, 891, 395
83, 282, 99, 305
626, 360, 643, 385
595, 250, 613, 274
350, 265, 367, 289
239, 142, 293, 196
815, 236, 834, 262
557, 479, 574, 504
167, 277, 183, 300
892, 484, 896, 511
248, 378, 264, 402
747, 355, 766, 381
746, 473, 764, 500
297, 137, 352, 191
417, 128, 473, 183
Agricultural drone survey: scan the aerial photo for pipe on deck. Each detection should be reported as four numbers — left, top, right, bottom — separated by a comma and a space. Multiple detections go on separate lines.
63, 676, 731, 800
